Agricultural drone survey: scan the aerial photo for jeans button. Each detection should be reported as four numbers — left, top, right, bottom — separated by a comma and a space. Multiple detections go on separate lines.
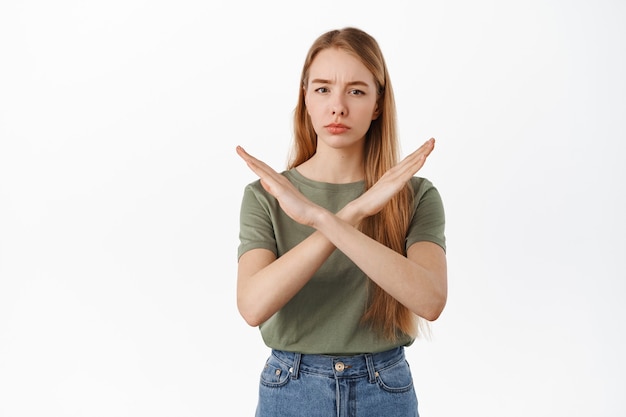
334, 362, 345, 372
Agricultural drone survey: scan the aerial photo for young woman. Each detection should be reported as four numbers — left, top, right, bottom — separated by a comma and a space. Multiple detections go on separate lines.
236, 27, 447, 417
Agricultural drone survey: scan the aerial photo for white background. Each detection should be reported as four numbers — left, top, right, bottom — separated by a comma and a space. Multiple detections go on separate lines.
1, 1, 625, 416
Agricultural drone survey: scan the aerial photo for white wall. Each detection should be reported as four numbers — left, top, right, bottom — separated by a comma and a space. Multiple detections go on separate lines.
1, 1, 624, 416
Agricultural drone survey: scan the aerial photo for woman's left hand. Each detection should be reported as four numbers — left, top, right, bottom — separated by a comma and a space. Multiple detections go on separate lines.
347, 138, 435, 221
236, 146, 324, 227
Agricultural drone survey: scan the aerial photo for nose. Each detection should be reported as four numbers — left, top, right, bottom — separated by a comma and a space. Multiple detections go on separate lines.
331, 94, 347, 116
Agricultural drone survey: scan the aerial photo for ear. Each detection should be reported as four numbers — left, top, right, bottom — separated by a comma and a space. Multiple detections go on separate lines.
371, 102, 381, 120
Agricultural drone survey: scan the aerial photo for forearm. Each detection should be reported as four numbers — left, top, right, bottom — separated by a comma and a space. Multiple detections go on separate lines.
237, 206, 361, 327
312, 208, 447, 320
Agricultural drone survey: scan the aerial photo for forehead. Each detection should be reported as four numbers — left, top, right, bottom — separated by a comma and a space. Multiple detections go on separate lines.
308, 48, 375, 84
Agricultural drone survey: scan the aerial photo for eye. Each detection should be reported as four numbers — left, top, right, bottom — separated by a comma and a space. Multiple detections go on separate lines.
315, 87, 330, 94
348, 89, 365, 96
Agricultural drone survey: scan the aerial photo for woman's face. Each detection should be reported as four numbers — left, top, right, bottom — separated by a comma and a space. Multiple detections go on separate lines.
304, 48, 379, 152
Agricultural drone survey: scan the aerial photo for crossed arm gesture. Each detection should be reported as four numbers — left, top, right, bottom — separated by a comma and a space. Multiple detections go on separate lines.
235, 138, 447, 326
236, 138, 435, 227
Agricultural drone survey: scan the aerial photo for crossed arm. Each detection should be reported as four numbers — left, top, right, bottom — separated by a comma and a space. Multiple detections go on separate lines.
235, 139, 447, 327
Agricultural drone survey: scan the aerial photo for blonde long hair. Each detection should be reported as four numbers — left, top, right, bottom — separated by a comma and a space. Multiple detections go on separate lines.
288, 27, 421, 340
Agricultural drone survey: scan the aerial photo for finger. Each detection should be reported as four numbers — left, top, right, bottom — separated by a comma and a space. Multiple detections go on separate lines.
400, 138, 435, 169
421, 138, 435, 157
236, 146, 281, 179
390, 138, 435, 179
236, 146, 267, 168
235, 145, 252, 160
407, 138, 435, 160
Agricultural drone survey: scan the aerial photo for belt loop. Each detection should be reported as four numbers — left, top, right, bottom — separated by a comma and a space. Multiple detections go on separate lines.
365, 353, 376, 383
290, 352, 302, 380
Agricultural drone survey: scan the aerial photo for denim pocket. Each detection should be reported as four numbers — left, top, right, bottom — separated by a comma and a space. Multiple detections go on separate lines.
259, 355, 291, 388
376, 359, 414, 393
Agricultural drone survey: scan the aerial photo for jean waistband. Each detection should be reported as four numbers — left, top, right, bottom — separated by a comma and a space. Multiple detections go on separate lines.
270, 347, 406, 382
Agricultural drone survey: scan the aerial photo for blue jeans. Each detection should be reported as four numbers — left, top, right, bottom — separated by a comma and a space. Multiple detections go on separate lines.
255, 347, 419, 417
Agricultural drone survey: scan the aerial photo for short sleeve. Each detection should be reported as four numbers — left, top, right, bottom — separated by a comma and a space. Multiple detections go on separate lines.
237, 181, 278, 260
405, 177, 446, 252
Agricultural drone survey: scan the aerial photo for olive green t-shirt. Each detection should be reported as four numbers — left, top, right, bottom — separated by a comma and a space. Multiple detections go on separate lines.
237, 168, 445, 355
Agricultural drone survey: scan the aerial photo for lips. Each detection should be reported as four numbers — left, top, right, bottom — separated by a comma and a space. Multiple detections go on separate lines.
325, 123, 349, 134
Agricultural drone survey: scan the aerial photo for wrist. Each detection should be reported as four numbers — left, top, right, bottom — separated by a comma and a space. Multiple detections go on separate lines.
337, 201, 364, 227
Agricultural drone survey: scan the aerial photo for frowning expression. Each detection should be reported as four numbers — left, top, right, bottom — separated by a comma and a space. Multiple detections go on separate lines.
304, 48, 380, 151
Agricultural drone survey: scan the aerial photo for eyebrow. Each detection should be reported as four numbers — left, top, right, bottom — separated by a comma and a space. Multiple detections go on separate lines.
309, 79, 371, 88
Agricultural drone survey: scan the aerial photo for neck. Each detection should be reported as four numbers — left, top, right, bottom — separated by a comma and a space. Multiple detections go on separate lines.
296, 146, 365, 184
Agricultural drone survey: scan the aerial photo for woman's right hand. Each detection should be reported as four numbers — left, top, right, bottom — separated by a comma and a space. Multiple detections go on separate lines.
348, 138, 435, 221
236, 145, 326, 228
